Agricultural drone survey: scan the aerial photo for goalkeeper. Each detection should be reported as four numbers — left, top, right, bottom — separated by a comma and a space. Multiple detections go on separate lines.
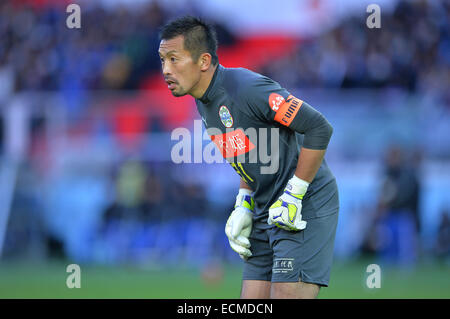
159, 16, 339, 299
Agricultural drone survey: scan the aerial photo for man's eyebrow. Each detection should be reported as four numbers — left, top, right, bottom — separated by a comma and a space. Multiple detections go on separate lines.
159, 50, 178, 56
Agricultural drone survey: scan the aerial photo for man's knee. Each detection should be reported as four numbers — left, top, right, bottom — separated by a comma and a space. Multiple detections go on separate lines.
241, 280, 271, 299
270, 281, 320, 299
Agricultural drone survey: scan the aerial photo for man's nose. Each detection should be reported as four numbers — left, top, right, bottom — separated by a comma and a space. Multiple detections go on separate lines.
162, 63, 171, 76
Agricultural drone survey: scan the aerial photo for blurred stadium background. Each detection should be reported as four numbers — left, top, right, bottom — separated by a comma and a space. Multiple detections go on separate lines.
0, 0, 449, 298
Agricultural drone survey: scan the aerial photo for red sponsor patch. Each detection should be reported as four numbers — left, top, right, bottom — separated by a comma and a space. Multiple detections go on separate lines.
210, 129, 255, 159
269, 93, 285, 112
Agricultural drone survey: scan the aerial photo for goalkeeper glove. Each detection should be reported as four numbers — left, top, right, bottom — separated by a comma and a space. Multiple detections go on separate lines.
225, 189, 254, 260
268, 175, 309, 231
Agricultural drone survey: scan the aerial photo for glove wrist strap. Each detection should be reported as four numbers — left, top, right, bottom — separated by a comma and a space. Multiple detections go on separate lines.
286, 175, 309, 197
235, 188, 255, 212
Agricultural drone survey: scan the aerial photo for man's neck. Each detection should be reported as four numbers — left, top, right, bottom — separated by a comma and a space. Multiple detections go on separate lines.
190, 64, 218, 99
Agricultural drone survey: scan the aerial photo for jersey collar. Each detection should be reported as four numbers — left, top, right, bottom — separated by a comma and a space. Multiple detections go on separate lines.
199, 64, 224, 104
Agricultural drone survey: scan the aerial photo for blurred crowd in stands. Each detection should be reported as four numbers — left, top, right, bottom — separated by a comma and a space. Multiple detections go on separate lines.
262, 0, 450, 104
4, 158, 236, 265
0, 1, 448, 99
0, 0, 235, 96
0, 1, 166, 93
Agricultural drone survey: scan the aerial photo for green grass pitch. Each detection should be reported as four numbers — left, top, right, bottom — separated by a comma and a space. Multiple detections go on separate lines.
0, 259, 449, 298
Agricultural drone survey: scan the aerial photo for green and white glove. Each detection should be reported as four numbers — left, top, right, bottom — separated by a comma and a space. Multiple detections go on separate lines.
225, 189, 254, 260
268, 175, 309, 231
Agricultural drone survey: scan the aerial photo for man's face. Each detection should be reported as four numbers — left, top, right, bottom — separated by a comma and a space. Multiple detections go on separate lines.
158, 35, 202, 97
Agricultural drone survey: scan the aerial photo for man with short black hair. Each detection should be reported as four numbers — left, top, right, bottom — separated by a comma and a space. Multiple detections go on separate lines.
158, 16, 339, 299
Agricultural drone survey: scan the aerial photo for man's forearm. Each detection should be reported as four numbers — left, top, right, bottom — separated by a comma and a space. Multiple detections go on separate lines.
294, 147, 326, 183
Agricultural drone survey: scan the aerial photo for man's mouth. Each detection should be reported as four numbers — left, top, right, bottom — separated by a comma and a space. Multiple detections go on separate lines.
165, 79, 177, 90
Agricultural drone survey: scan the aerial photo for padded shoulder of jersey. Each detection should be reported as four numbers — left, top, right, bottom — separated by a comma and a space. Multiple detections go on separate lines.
221, 67, 266, 98
221, 67, 290, 124
220, 67, 274, 121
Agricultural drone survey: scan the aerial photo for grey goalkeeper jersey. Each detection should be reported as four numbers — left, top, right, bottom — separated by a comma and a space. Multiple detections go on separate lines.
196, 65, 339, 225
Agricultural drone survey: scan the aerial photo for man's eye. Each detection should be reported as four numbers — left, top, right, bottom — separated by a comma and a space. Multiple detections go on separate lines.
170, 57, 176, 62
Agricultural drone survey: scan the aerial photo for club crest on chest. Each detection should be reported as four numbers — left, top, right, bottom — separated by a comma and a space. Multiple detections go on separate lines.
219, 105, 233, 128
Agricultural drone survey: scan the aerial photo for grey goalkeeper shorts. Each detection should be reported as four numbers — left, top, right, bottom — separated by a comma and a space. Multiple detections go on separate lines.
242, 209, 339, 286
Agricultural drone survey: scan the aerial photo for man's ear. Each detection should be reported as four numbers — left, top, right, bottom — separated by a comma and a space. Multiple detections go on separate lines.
199, 53, 212, 71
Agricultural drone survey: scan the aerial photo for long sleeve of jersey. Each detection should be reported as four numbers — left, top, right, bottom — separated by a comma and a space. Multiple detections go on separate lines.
241, 73, 333, 150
